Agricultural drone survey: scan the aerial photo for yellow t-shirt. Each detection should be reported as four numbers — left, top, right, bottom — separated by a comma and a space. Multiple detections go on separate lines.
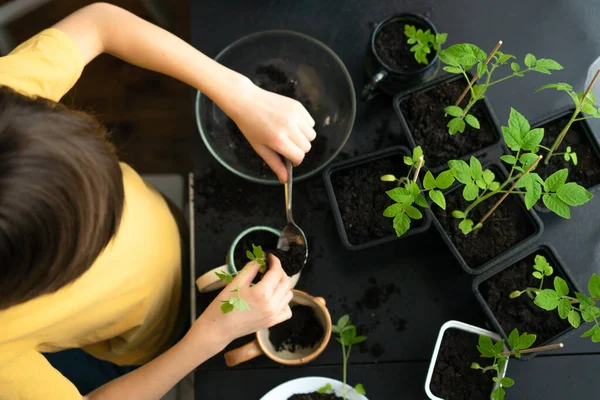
0, 29, 182, 399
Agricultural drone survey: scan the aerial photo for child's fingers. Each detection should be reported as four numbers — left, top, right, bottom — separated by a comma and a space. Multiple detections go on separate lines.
253, 255, 286, 297
233, 260, 263, 287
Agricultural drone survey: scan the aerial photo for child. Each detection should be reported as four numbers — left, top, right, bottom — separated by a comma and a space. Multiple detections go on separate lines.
0, 3, 316, 399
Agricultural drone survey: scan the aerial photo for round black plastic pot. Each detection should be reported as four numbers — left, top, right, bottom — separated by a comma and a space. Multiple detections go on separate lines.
530, 106, 600, 213
430, 162, 543, 275
323, 146, 433, 251
362, 12, 440, 101
472, 245, 581, 360
393, 73, 503, 174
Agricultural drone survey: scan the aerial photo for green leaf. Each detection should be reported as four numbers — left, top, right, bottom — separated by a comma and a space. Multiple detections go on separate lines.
438, 43, 485, 67
501, 377, 515, 388
544, 169, 569, 192
508, 328, 520, 348
470, 157, 483, 179
317, 383, 333, 394
500, 155, 517, 165
253, 244, 264, 259
489, 182, 501, 191
452, 210, 465, 218
518, 173, 542, 209
483, 169, 495, 185
576, 292, 595, 307
230, 296, 250, 312
413, 146, 424, 162
405, 206, 423, 219
472, 84, 486, 99
534, 289, 560, 310
215, 270, 234, 284
435, 170, 455, 189
532, 271, 543, 279
496, 52, 516, 64
381, 174, 397, 182
568, 310, 581, 328
524, 53, 537, 68
415, 194, 428, 208
352, 336, 368, 345
475, 178, 487, 190
393, 213, 411, 237
435, 33, 448, 46
471, 362, 481, 369
589, 274, 600, 297
448, 160, 472, 184
533, 58, 563, 73
221, 302, 234, 313
543, 194, 571, 219
491, 387, 506, 400
521, 128, 544, 151
582, 324, 598, 338
465, 114, 480, 129
459, 219, 474, 234
477, 62, 487, 78
535, 82, 573, 93
354, 383, 367, 395
558, 298, 572, 319
409, 181, 421, 196
582, 306, 600, 323
518, 333, 536, 350
509, 108, 530, 134
246, 250, 255, 260
423, 171, 436, 190
593, 329, 600, 343
556, 183, 593, 206
554, 276, 570, 297
429, 190, 446, 209
337, 315, 350, 329
519, 153, 541, 170
502, 126, 521, 151
386, 187, 410, 203
478, 334, 494, 351
448, 117, 466, 134
383, 203, 404, 218
463, 183, 479, 201
443, 65, 463, 74
403, 156, 413, 166
511, 62, 521, 72
445, 105, 464, 117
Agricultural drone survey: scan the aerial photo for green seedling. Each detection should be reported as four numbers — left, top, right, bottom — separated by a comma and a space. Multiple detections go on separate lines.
535, 69, 600, 165
438, 43, 562, 134
511, 257, 600, 343
318, 315, 367, 399
404, 25, 447, 65
215, 244, 266, 314
448, 109, 592, 234
472, 328, 539, 400
381, 146, 455, 237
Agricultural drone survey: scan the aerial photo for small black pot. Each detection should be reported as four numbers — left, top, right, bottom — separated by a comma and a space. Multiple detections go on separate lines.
473, 244, 581, 360
530, 106, 600, 213
323, 146, 433, 251
362, 13, 440, 101
431, 162, 543, 275
394, 73, 503, 174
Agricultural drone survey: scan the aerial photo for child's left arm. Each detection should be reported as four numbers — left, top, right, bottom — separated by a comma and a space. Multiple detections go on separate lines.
53, 2, 315, 183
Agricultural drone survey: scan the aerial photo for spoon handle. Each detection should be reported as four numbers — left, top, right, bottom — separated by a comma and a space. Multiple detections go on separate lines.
284, 158, 293, 223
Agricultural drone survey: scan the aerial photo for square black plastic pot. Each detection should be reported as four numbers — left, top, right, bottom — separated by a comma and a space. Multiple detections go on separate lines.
472, 244, 582, 360
531, 106, 600, 214
323, 146, 433, 251
430, 162, 543, 275
393, 73, 503, 174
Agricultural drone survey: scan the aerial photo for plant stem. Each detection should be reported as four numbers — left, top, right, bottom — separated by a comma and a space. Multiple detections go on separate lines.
342, 344, 348, 399
569, 296, 600, 304
545, 68, 600, 164
412, 156, 424, 183
476, 155, 543, 226
487, 68, 534, 87
454, 41, 503, 106
494, 343, 564, 357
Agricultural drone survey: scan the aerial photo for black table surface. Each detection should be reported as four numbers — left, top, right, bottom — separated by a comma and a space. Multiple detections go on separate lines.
190, 0, 600, 398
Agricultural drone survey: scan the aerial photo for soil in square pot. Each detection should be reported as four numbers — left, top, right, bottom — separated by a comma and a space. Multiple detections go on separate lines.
531, 109, 600, 209
430, 328, 495, 400
432, 164, 542, 274
233, 230, 306, 277
395, 74, 502, 172
288, 394, 342, 400
474, 246, 578, 358
269, 305, 325, 352
324, 146, 432, 250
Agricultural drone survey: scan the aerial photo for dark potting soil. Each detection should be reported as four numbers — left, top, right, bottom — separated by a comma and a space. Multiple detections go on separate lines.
535, 116, 600, 190
227, 64, 325, 179
269, 305, 324, 352
430, 329, 495, 400
331, 154, 424, 245
400, 79, 499, 169
272, 242, 307, 276
288, 393, 342, 400
374, 20, 428, 72
481, 250, 571, 344
433, 183, 535, 270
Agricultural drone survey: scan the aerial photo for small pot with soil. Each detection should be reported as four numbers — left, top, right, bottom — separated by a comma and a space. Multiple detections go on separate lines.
362, 13, 441, 101
473, 245, 582, 359
261, 377, 368, 400
195, 226, 303, 292
394, 73, 503, 174
530, 107, 600, 212
425, 320, 508, 400
224, 290, 332, 367
431, 163, 543, 275
323, 146, 433, 250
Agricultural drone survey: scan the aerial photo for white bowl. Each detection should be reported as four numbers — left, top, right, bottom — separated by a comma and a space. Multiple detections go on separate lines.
261, 377, 369, 400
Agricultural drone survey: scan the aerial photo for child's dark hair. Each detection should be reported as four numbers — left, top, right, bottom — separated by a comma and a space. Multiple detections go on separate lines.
0, 86, 124, 310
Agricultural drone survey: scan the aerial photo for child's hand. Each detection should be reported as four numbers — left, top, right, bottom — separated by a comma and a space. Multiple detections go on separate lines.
229, 80, 316, 183
187, 255, 293, 355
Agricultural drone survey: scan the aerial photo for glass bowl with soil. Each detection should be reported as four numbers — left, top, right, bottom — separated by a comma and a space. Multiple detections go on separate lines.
431, 163, 543, 275
323, 146, 432, 250
224, 290, 332, 367
362, 12, 441, 100
195, 226, 304, 293
261, 377, 368, 400
425, 320, 507, 400
196, 30, 356, 185
473, 245, 581, 359
394, 73, 503, 174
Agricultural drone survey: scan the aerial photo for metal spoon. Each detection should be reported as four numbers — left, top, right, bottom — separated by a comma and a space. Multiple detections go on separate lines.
277, 158, 308, 268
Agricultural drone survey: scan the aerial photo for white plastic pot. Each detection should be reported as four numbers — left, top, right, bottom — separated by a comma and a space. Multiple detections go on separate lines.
425, 320, 509, 400
261, 377, 369, 400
